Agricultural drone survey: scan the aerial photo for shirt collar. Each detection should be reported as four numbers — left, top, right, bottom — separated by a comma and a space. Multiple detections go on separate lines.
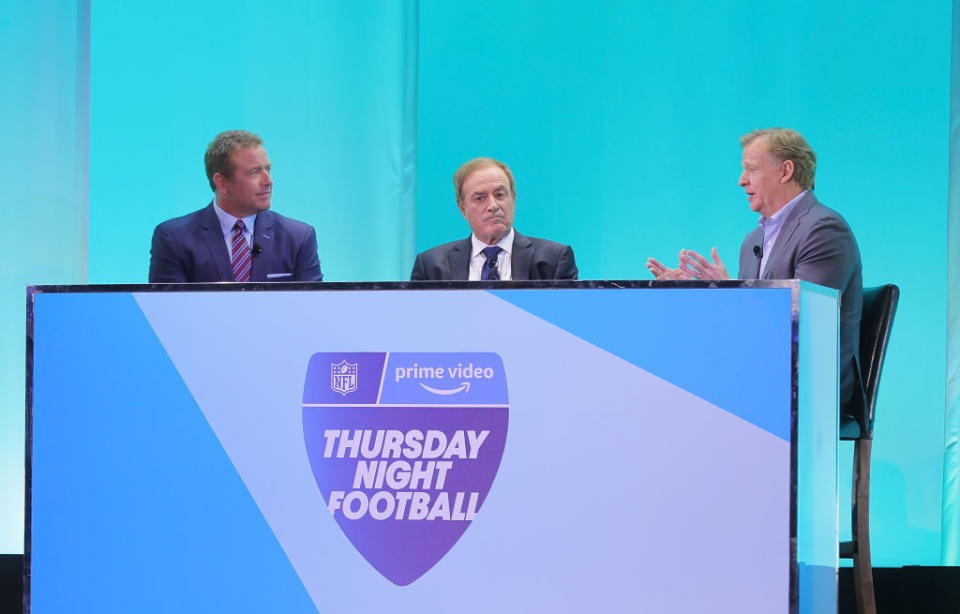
759, 189, 808, 231
471, 227, 514, 258
213, 198, 258, 237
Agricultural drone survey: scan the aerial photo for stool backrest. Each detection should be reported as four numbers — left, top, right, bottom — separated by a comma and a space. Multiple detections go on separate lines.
859, 284, 900, 436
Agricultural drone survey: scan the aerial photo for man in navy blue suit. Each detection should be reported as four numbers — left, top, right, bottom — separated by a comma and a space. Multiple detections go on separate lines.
149, 130, 322, 283
410, 157, 578, 281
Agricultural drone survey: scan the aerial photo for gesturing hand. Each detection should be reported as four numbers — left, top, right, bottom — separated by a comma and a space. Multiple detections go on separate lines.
646, 254, 692, 280
679, 247, 730, 280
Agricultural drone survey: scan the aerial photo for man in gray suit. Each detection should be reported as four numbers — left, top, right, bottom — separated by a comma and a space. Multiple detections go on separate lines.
410, 157, 578, 281
647, 128, 863, 412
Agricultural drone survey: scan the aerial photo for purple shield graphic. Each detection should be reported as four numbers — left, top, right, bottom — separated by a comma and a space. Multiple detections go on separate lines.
302, 352, 509, 586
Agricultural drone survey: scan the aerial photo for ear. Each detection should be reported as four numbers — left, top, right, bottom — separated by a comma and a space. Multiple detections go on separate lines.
212, 172, 228, 194
779, 159, 795, 184
457, 199, 467, 217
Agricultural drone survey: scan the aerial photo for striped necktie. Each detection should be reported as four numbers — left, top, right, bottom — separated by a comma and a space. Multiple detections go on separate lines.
231, 220, 252, 282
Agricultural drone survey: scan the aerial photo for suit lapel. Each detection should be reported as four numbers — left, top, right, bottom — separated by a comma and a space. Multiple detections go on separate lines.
751, 235, 762, 278
250, 211, 275, 282
199, 203, 232, 281
448, 238, 472, 280
511, 231, 533, 280
762, 191, 816, 280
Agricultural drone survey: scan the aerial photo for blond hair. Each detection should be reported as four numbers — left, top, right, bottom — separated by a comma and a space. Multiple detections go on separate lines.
204, 130, 264, 191
740, 128, 817, 190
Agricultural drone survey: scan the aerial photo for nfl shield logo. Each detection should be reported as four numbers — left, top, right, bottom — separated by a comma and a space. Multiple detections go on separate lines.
330, 360, 358, 396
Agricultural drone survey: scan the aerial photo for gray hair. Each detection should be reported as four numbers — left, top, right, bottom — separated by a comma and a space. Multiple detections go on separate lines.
453, 157, 516, 203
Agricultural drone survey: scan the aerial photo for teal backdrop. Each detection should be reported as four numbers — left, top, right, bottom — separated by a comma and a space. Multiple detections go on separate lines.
87, 1, 417, 283
946, 0, 960, 565
416, 0, 952, 566
1, 0, 955, 567
0, 0, 88, 556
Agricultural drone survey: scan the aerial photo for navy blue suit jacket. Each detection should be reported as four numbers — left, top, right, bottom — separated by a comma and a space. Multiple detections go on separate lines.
738, 191, 863, 411
409, 230, 578, 281
149, 203, 322, 283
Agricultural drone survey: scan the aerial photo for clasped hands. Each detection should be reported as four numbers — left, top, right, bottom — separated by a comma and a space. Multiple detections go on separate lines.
646, 247, 730, 281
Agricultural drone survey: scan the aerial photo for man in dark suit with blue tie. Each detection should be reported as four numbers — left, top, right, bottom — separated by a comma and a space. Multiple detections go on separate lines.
646, 128, 863, 412
149, 130, 323, 283
410, 157, 578, 281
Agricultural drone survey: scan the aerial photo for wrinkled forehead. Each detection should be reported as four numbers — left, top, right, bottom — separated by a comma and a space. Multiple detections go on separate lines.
464, 166, 511, 193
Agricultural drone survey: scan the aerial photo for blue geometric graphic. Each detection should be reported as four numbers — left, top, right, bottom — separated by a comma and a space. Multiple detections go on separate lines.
491, 287, 793, 440
31, 293, 317, 613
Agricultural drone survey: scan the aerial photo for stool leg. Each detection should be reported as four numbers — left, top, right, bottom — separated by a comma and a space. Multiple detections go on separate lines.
851, 438, 876, 614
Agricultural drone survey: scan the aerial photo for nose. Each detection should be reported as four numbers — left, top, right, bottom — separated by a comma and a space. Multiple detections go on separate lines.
738, 170, 747, 187
262, 169, 273, 186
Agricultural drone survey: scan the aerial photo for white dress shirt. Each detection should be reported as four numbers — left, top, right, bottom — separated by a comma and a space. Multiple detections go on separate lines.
468, 228, 514, 281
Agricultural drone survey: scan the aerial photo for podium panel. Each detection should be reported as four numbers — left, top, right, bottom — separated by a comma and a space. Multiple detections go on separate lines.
26, 281, 837, 613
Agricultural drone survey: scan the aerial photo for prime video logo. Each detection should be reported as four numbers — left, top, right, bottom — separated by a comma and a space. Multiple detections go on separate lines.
394, 361, 496, 395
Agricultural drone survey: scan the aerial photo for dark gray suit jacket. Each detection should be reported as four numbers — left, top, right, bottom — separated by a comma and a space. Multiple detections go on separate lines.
410, 230, 578, 281
738, 191, 863, 411
149, 203, 323, 283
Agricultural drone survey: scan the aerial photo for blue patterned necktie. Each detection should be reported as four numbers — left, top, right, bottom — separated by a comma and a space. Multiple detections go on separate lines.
480, 246, 502, 281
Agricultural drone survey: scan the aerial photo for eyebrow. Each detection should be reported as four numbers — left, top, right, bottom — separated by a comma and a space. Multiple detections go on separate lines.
471, 183, 508, 197
483, 184, 508, 193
